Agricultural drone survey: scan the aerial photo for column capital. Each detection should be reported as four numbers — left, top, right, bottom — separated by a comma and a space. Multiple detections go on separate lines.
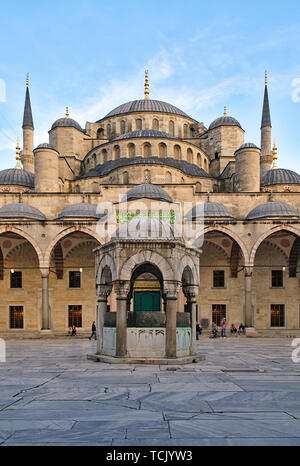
40, 268, 50, 278
96, 284, 112, 300
114, 280, 130, 299
164, 281, 180, 300
183, 285, 199, 302
244, 266, 253, 277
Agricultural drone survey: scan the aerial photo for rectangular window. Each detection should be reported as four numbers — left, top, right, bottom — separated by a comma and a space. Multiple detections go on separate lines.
212, 304, 226, 326
69, 271, 81, 288
272, 270, 283, 288
213, 270, 225, 288
9, 306, 24, 329
68, 305, 82, 328
270, 304, 285, 327
10, 271, 22, 289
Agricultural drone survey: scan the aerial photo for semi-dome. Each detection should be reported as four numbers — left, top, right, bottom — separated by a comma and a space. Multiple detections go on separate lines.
209, 115, 242, 131
0, 168, 34, 189
112, 217, 181, 240
121, 184, 173, 203
34, 143, 58, 152
0, 203, 45, 220
261, 168, 300, 186
186, 202, 235, 219
100, 99, 190, 120
113, 130, 177, 141
57, 203, 105, 220
51, 117, 84, 132
246, 202, 299, 220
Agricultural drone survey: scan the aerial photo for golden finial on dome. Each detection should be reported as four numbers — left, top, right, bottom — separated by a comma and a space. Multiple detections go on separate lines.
66, 107, 69, 119
265, 71, 268, 86
15, 137, 21, 170
272, 139, 278, 169
223, 106, 227, 117
26, 73, 29, 88
144, 70, 149, 100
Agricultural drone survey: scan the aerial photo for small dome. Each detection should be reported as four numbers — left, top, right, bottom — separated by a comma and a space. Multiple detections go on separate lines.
34, 143, 58, 152
261, 168, 300, 186
186, 202, 235, 219
0, 203, 45, 220
235, 143, 260, 153
57, 203, 105, 220
112, 217, 181, 240
113, 130, 177, 141
121, 184, 173, 203
51, 117, 83, 132
209, 116, 242, 131
101, 99, 189, 120
246, 202, 299, 220
0, 168, 34, 189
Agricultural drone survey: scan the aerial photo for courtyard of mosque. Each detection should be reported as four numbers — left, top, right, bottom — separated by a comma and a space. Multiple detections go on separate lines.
0, 337, 300, 446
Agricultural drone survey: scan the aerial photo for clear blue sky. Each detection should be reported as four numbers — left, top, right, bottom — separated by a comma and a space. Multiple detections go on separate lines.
0, 0, 300, 171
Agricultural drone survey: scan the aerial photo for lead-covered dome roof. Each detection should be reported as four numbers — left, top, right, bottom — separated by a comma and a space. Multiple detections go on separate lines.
209, 115, 242, 131
112, 217, 182, 240
99, 99, 190, 120
57, 203, 105, 219
113, 130, 177, 141
186, 202, 235, 219
0, 168, 34, 189
121, 184, 173, 203
0, 203, 45, 220
35, 143, 58, 152
261, 168, 300, 186
246, 202, 299, 220
51, 117, 84, 132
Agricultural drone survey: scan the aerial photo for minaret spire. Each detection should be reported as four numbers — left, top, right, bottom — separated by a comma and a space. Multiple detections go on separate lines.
260, 71, 272, 172
21, 74, 34, 173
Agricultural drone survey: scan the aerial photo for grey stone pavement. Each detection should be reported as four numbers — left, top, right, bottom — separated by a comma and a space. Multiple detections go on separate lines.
0, 336, 300, 446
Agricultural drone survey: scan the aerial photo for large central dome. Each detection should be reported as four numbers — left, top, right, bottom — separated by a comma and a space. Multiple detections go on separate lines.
98, 99, 190, 121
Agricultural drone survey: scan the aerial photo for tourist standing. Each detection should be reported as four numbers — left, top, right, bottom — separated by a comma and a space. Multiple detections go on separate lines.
89, 321, 97, 340
221, 317, 226, 338
196, 322, 202, 340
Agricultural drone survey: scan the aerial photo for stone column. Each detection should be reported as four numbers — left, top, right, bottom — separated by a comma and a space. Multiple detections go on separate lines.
115, 281, 130, 358
96, 291, 107, 354
41, 271, 50, 330
184, 286, 198, 355
244, 268, 253, 327
165, 286, 179, 358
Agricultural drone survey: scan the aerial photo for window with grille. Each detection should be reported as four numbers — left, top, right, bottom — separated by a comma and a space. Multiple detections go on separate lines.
272, 270, 283, 288
10, 271, 22, 289
68, 305, 82, 328
213, 270, 225, 288
9, 306, 24, 329
69, 271, 81, 288
270, 304, 285, 327
212, 304, 226, 326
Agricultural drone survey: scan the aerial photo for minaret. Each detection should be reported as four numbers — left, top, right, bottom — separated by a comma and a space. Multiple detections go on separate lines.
21, 74, 34, 173
260, 71, 272, 172
144, 70, 149, 100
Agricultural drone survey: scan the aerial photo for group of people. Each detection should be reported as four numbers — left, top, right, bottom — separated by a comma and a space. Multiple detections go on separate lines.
195, 318, 246, 339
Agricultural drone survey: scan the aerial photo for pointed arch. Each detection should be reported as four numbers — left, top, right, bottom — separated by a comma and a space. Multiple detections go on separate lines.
53, 242, 63, 279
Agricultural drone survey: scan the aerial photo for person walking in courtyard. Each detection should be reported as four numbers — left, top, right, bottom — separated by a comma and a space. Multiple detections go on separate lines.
221, 317, 227, 338
89, 321, 97, 340
196, 321, 202, 340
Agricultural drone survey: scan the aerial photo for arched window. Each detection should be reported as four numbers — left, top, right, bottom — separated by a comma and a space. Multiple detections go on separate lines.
204, 158, 208, 171
165, 171, 172, 183
187, 148, 193, 163
128, 143, 135, 158
97, 128, 104, 139
195, 182, 202, 193
144, 169, 151, 183
93, 153, 97, 167
75, 184, 80, 193
174, 144, 181, 160
183, 124, 188, 138
107, 123, 111, 139
113, 145, 120, 160
111, 122, 116, 138
123, 171, 129, 184
197, 153, 202, 167
120, 120, 126, 134
169, 120, 175, 136
143, 142, 151, 158
152, 118, 159, 130
101, 149, 107, 164
92, 182, 100, 193
159, 142, 167, 158
136, 118, 142, 130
